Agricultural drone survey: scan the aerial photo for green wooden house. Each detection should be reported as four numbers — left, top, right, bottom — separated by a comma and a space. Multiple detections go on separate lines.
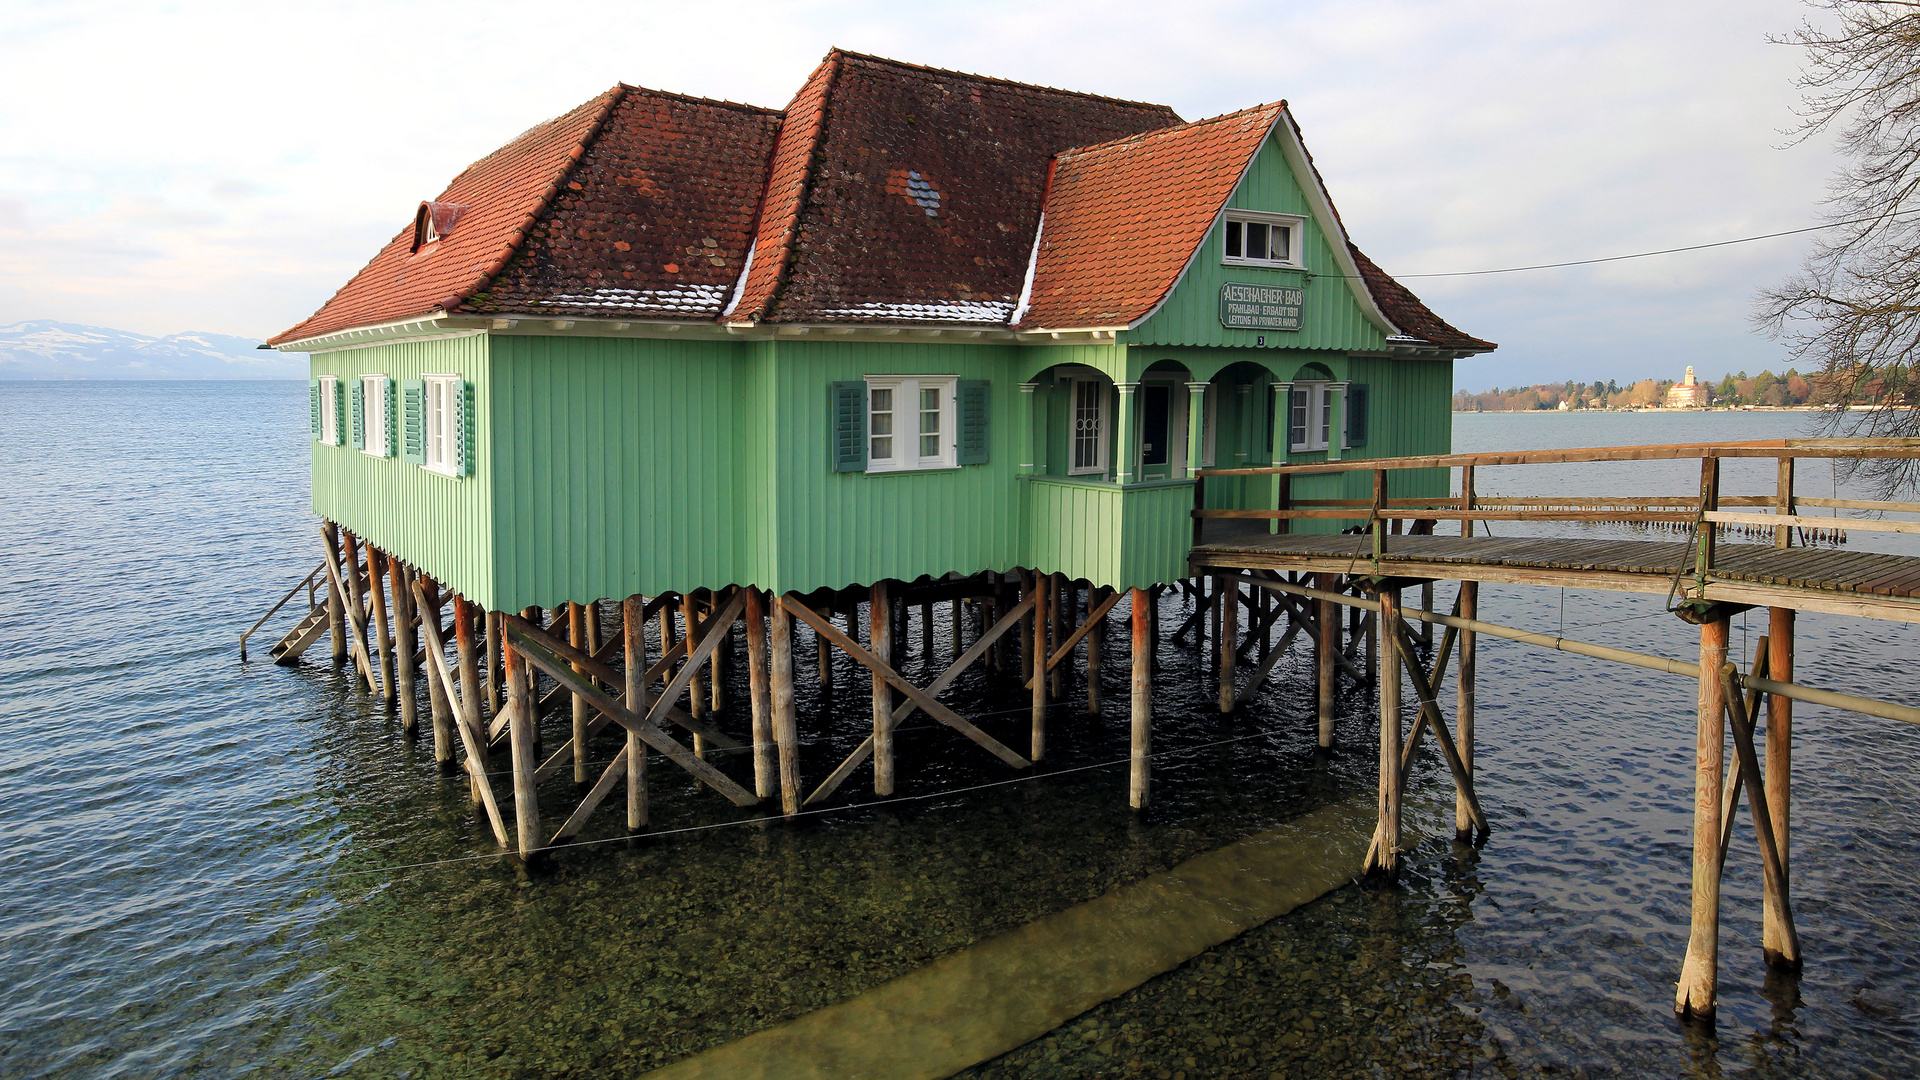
273, 49, 1491, 614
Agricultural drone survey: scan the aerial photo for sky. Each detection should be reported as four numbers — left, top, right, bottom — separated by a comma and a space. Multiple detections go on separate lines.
0, 0, 1843, 389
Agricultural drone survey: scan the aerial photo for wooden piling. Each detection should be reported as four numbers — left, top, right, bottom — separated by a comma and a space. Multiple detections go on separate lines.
745, 588, 774, 800
388, 556, 418, 734
570, 602, 590, 784
1456, 580, 1479, 840
1676, 615, 1729, 1023
771, 595, 800, 815
1049, 575, 1065, 698
1365, 588, 1403, 878
340, 532, 371, 684
1130, 586, 1151, 809
322, 521, 347, 664
1217, 575, 1237, 713
366, 548, 396, 701
504, 642, 542, 861
1031, 571, 1048, 761
454, 595, 486, 804
683, 592, 709, 731
872, 580, 895, 796
1765, 606, 1799, 969
420, 576, 453, 766
622, 596, 649, 830
1316, 572, 1336, 749
485, 611, 503, 714
1087, 586, 1107, 715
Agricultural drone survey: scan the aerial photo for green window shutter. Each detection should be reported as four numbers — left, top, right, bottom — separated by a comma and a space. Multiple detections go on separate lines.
830, 381, 867, 472
957, 379, 989, 465
309, 379, 321, 441
350, 379, 365, 450
333, 379, 347, 446
401, 380, 426, 464
1346, 383, 1369, 447
455, 379, 475, 477
384, 379, 398, 457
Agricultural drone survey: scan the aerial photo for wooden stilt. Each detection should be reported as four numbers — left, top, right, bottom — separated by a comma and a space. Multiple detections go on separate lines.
340, 532, 371, 684
1764, 606, 1799, 969
1419, 581, 1434, 647
772, 595, 800, 815
1031, 570, 1048, 761
1364, 588, 1403, 878
1316, 572, 1336, 748
819, 601, 836, 686
1019, 572, 1035, 687
1087, 586, 1107, 715
1048, 574, 1065, 698
709, 594, 729, 714
454, 595, 486, 804
872, 580, 895, 796
420, 576, 453, 766
683, 591, 709, 732
366, 549, 395, 701
1364, 606, 1377, 686
1676, 616, 1730, 1023
745, 588, 774, 800
570, 602, 591, 784
1129, 587, 1151, 809
505, 642, 542, 861
1218, 575, 1238, 713
485, 611, 503, 714
322, 521, 347, 664
1456, 581, 1478, 840
391, 556, 418, 734
623, 596, 649, 830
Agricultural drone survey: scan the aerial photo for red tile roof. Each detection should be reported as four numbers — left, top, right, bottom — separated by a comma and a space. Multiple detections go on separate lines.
273, 50, 1491, 355
271, 90, 622, 345
1016, 103, 1283, 330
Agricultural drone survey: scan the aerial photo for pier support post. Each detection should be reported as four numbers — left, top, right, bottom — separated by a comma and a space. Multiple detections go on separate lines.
1456, 581, 1479, 841
570, 602, 590, 785
322, 521, 347, 664
504, 642, 541, 861
1364, 588, 1403, 878
623, 596, 650, 830
745, 588, 774, 800
454, 596, 486, 805
391, 555, 418, 736
420, 576, 453, 768
683, 592, 710, 743
341, 532, 371, 686
1676, 615, 1730, 1023
1130, 587, 1152, 808
1765, 606, 1800, 969
485, 611, 503, 715
367, 548, 395, 701
1049, 575, 1065, 699
1218, 575, 1238, 713
1316, 573, 1337, 748
1087, 586, 1108, 715
871, 580, 895, 796
771, 595, 800, 815
1031, 570, 1049, 761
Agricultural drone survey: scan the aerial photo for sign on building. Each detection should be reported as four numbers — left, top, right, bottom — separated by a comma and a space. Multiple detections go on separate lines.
1219, 283, 1304, 332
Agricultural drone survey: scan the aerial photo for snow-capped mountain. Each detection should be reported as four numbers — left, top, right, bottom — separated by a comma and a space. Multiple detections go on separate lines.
0, 321, 304, 379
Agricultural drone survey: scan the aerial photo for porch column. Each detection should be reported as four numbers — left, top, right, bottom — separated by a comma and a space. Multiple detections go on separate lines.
1184, 381, 1208, 480
1270, 382, 1292, 534
1327, 381, 1348, 462
1115, 382, 1140, 485
1018, 382, 1041, 476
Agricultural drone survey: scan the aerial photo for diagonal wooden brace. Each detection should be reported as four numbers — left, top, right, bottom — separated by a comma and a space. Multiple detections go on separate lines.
1389, 618, 1489, 834
1226, 622, 1303, 712
1718, 644, 1769, 870
784, 596, 1031, 771
320, 529, 381, 694
549, 744, 630, 844
1024, 589, 1121, 688
502, 612, 740, 751
1719, 664, 1800, 960
807, 592, 1037, 805
412, 583, 510, 848
505, 622, 759, 807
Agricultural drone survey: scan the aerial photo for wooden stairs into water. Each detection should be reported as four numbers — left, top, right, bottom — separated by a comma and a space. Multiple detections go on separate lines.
270, 605, 330, 664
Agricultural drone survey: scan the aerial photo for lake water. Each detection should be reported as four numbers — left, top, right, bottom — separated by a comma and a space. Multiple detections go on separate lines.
1, 385, 1916, 1079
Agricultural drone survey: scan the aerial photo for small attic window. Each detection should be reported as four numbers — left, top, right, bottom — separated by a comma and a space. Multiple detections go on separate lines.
412, 201, 469, 253
1222, 210, 1305, 269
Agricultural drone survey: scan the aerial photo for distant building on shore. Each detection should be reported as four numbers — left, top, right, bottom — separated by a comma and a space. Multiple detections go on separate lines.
1665, 366, 1709, 408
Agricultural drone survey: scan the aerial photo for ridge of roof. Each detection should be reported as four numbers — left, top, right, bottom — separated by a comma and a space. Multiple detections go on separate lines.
1056, 99, 1286, 161
829, 48, 1178, 115
612, 82, 783, 117
270, 86, 626, 346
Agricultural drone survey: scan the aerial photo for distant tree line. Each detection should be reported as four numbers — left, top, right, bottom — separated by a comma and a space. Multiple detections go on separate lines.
1449, 366, 1902, 412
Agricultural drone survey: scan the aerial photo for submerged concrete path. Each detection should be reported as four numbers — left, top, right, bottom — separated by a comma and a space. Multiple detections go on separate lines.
644, 796, 1377, 1080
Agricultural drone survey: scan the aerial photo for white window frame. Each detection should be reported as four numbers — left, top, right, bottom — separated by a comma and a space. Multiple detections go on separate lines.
1222, 209, 1306, 270
318, 375, 340, 446
423, 373, 461, 477
1289, 380, 1338, 453
359, 374, 391, 458
1069, 377, 1109, 476
864, 375, 958, 473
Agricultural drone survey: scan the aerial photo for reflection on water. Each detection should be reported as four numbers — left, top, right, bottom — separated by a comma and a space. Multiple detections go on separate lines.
1, 389, 1917, 1079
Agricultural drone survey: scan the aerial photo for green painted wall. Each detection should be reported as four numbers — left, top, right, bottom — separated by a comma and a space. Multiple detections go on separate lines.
1024, 478, 1193, 589
1127, 129, 1390, 354
310, 335, 495, 605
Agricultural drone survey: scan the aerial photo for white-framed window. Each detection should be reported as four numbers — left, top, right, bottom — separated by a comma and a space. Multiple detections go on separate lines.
318, 375, 340, 446
360, 374, 391, 457
1222, 210, 1306, 269
424, 373, 462, 476
866, 375, 957, 472
1070, 377, 1108, 475
1288, 381, 1336, 452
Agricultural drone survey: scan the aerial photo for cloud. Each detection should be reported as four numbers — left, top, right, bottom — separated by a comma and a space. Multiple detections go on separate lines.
0, 0, 1838, 386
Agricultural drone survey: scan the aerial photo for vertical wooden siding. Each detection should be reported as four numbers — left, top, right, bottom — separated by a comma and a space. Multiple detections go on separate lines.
309, 336, 495, 605
1127, 129, 1390, 353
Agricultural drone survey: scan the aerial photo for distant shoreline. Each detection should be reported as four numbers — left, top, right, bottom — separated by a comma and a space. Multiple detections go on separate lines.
1451, 405, 1873, 414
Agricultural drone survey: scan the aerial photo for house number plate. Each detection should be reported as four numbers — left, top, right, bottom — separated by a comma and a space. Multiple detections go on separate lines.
1219, 283, 1304, 332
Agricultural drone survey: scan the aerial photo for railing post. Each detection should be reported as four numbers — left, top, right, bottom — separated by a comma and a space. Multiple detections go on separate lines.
1372, 469, 1388, 564
1277, 472, 1292, 536
1775, 456, 1795, 549
1192, 473, 1206, 547
1459, 464, 1476, 538
1697, 455, 1721, 578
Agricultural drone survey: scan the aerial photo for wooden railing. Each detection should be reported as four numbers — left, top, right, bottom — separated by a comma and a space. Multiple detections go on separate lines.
1190, 438, 1920, 581
239, 562, 324, 661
